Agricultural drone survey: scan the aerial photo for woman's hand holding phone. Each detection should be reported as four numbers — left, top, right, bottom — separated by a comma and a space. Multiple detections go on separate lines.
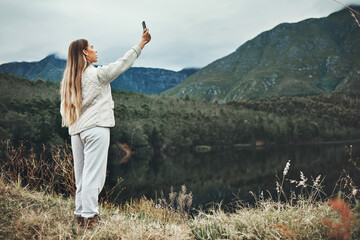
139, 21, 151, 50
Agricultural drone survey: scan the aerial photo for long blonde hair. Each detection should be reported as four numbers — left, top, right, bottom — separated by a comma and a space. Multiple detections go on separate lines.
60, 39, 88, 127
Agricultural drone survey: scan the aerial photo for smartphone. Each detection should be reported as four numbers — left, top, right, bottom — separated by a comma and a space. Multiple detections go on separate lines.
142, 21, 147, 30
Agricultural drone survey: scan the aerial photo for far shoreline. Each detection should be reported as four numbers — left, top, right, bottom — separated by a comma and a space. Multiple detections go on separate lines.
125, 139, 360, 156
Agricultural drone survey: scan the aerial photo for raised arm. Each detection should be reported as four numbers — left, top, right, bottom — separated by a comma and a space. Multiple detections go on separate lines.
97, 28, 151, 84
97, 46, 141, 84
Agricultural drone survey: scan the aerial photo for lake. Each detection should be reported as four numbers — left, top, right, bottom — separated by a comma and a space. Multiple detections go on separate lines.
107, 140, 360, 209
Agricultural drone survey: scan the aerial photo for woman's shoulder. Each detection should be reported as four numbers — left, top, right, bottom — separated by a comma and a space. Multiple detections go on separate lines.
82, 65, 97, 79
82, 65, 101, 86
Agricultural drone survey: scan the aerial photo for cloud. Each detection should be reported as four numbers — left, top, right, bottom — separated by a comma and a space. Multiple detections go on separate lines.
0, 0, 358, 70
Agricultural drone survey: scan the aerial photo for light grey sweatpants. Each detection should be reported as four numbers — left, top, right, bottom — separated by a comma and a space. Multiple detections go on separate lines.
71, 126, 110, 218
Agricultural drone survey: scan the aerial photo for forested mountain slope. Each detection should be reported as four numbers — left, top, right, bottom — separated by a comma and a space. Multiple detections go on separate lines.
164, 7, 360, 102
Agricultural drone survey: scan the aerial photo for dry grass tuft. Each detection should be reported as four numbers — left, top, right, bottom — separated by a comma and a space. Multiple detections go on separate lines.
190, 199, 334, 239
0, 175, 192, 239
0, 139, 75, 196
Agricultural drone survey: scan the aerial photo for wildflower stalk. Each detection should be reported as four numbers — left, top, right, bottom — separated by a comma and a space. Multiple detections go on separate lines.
277, 160, 290, 203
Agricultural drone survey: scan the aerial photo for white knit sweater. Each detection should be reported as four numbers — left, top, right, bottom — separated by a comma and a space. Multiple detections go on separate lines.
66, 45, 141, 136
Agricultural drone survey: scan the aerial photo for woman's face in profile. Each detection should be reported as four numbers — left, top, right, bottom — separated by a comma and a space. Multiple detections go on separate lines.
83, 43, 98, 63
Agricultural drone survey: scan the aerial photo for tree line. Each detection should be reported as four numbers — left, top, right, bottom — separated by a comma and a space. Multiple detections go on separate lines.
0, 73, 359, 154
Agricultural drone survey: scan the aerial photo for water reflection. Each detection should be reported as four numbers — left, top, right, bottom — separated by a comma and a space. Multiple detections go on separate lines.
107, 141, 360, 208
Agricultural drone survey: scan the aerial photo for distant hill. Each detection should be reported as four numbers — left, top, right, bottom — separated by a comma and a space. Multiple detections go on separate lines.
0, 55, 198, 94
163, 6, 360, 102
110, 67, 198, 94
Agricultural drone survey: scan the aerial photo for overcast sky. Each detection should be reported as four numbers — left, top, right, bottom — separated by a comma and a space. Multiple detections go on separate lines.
0, 0, 358, 71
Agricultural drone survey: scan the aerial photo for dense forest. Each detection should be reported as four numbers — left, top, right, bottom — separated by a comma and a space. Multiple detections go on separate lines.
0, 72, 360, 154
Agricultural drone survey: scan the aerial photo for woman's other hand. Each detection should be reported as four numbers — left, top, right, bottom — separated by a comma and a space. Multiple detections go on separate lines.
138, 29, 151, 49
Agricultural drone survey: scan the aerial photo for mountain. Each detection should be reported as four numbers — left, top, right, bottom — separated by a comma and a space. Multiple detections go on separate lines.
163, 6, 360, 102
110, 67, 198, 94
0, 55, 198, 94
0, 54, 66, 83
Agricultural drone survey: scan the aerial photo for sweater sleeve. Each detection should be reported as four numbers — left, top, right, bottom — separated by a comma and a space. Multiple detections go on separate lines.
97, 45, 141, 84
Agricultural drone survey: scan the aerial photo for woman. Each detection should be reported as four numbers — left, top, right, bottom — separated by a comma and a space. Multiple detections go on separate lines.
60, 28, 151, 227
